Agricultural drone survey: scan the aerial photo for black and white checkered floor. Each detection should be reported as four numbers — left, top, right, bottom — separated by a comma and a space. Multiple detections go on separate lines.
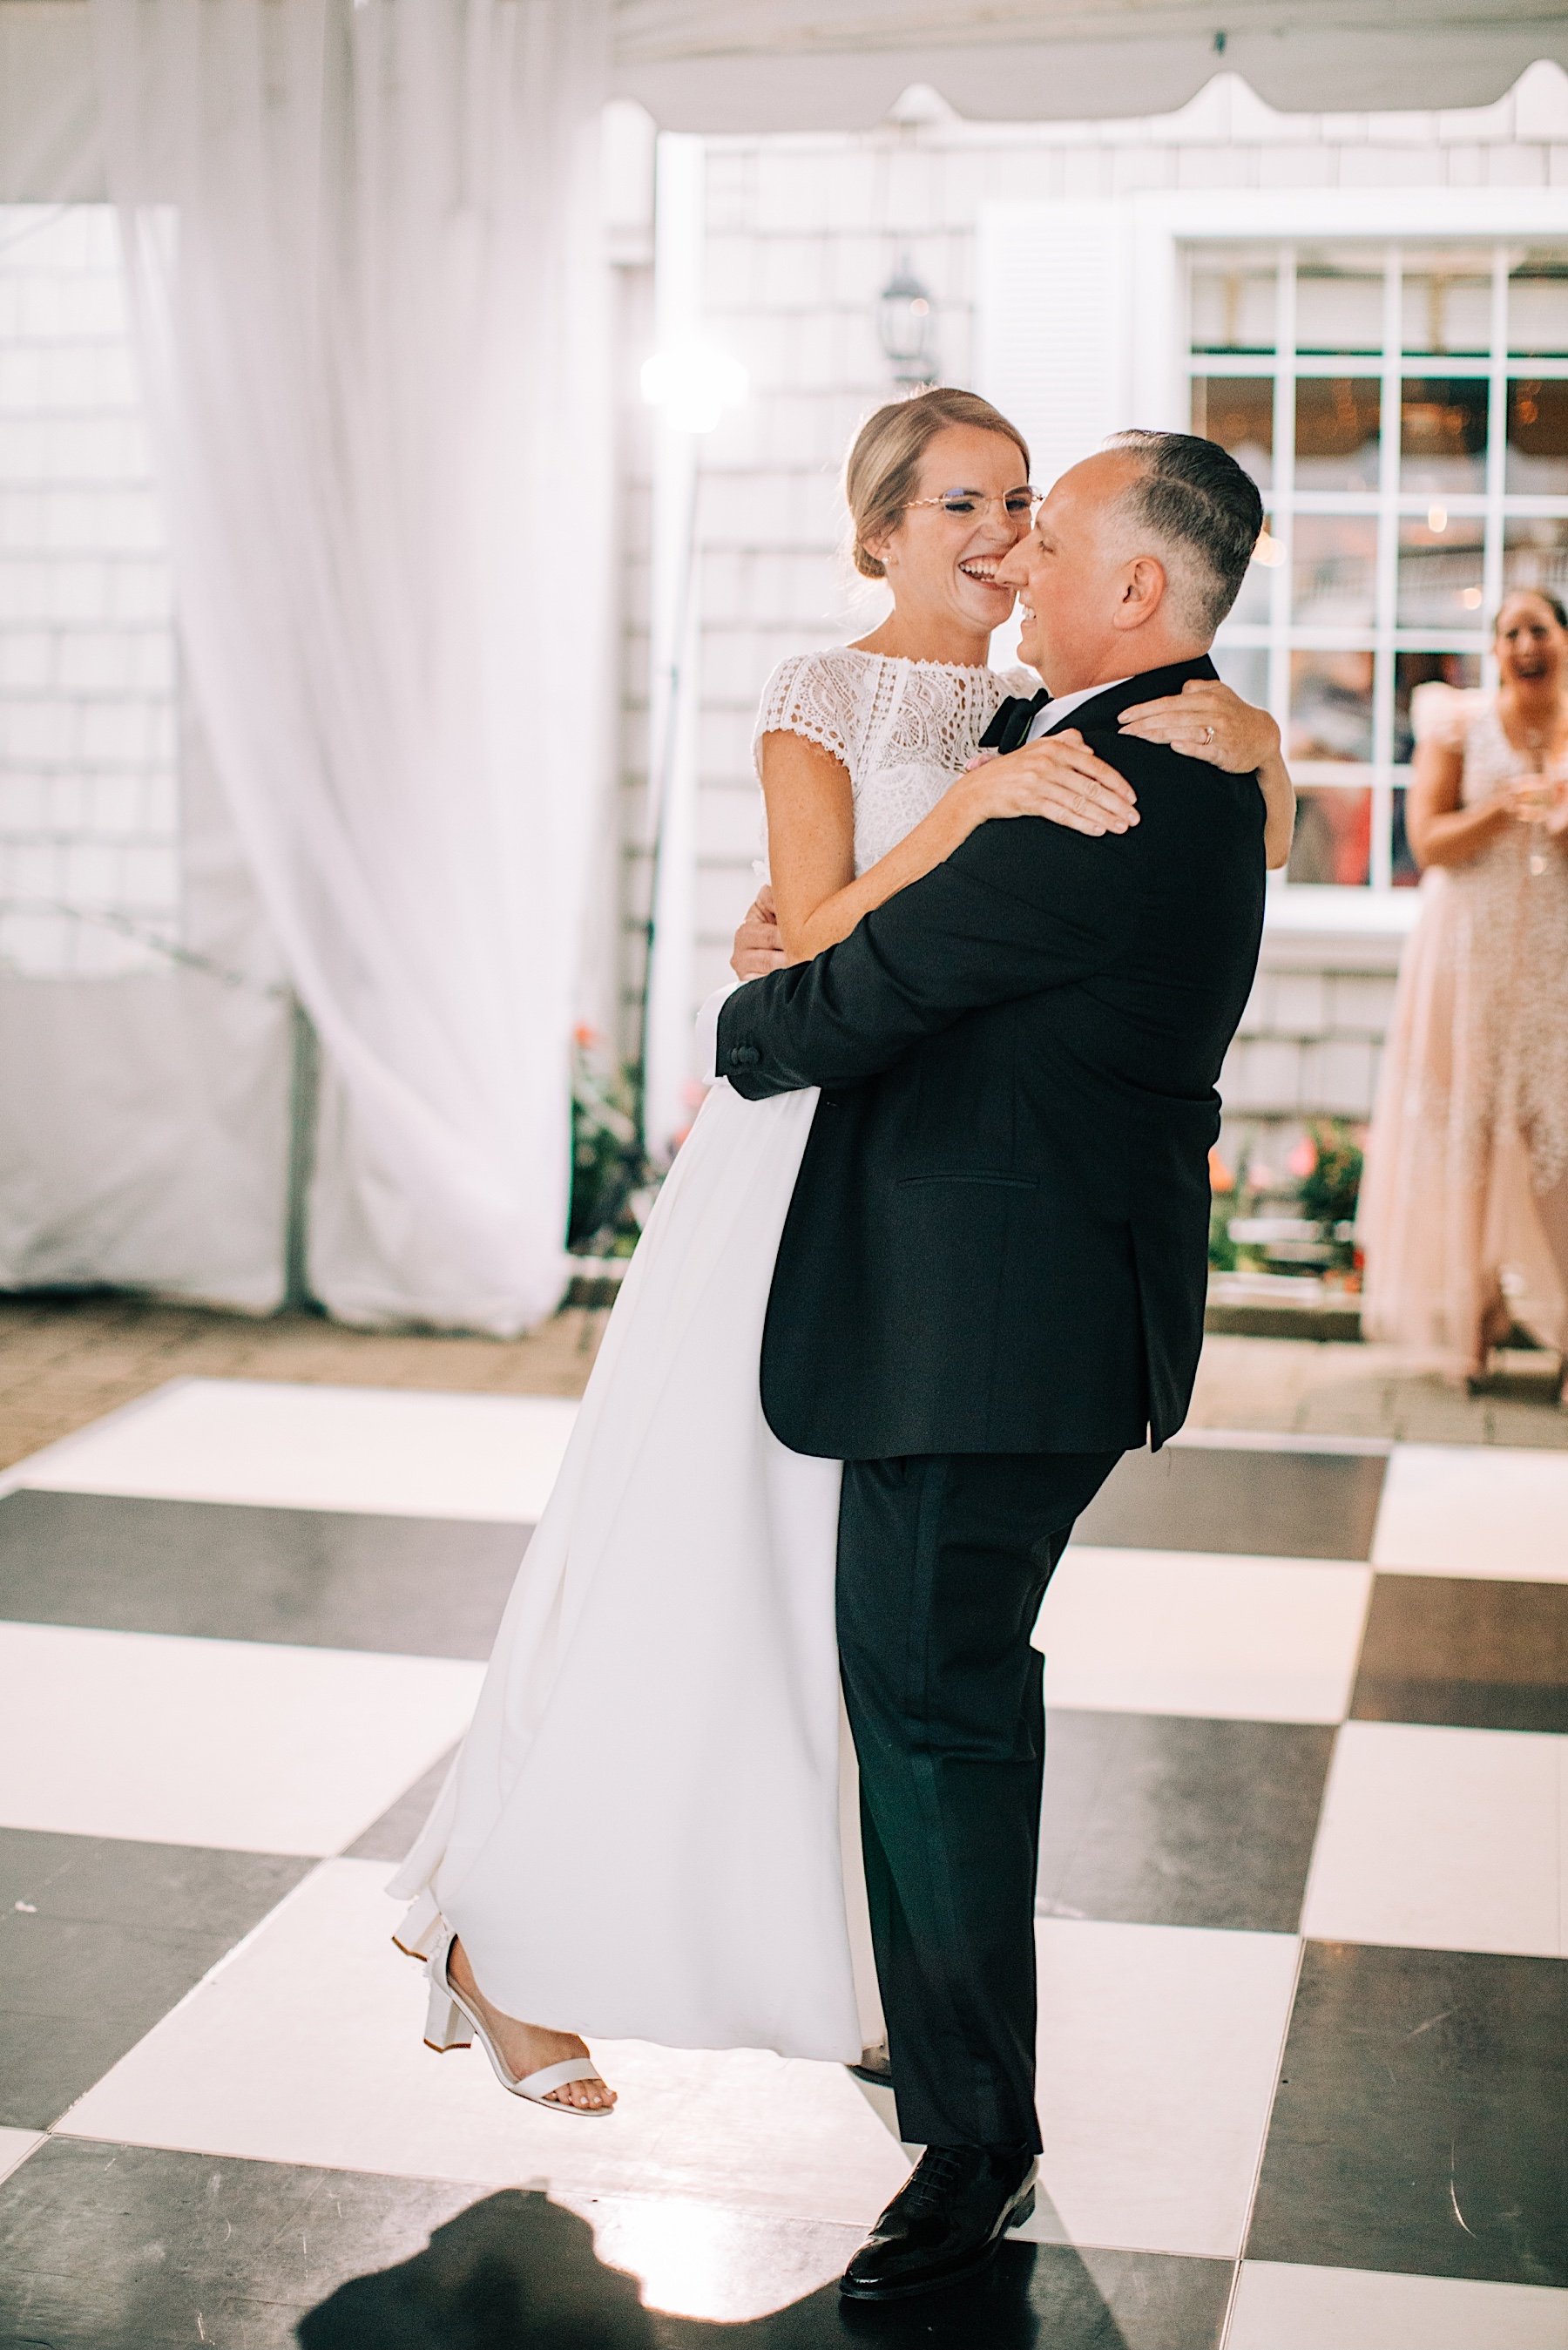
0, 1378, 1564, 2347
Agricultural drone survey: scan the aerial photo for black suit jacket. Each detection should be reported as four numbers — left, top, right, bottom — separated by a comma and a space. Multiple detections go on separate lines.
716, 657, 1267, 1460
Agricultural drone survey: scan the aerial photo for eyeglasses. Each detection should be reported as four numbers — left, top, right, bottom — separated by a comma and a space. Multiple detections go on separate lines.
902, 487, 1042, 520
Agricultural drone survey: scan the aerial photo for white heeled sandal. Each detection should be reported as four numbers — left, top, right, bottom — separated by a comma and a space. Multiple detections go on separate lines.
422, 1926, 612, 2118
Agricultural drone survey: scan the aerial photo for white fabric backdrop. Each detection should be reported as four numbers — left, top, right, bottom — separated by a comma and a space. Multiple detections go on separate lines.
91, 0, 613, 1332
0, 970, 291, 1307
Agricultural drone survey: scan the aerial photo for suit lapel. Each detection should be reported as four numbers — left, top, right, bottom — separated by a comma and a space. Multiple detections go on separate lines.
1040, 654, 1220, 739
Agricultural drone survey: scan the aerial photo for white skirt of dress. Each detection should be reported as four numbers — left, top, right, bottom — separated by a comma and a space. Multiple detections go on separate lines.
388, 1079, 875, 2062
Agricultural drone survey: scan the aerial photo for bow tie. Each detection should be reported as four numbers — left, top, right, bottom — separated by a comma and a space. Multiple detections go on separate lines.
978, 687, 1049, 754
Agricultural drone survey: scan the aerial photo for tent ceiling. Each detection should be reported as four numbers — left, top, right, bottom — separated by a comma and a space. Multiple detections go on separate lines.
1, 1, 1566, 163
612, 0, 1568, 126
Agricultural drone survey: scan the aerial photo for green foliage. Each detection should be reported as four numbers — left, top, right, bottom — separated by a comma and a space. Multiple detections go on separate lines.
1295, 1119, 1363, 1229
568, 1032, 657, 1256
1207, 1197, 1239, 1271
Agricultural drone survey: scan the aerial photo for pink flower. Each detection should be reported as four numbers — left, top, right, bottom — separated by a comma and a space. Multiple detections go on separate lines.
1287, 1137, 1318, 1178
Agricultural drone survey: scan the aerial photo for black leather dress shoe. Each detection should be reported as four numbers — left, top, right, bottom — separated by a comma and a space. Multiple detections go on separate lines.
846, 2040, 894, 2088
839, 2144, 1037, 2302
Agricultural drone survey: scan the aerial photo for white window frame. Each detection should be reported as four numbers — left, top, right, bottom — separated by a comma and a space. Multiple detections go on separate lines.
1127, 187, 1568, 928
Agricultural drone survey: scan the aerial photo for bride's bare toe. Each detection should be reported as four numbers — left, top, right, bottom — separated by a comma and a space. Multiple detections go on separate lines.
554, 2070, 612, 2112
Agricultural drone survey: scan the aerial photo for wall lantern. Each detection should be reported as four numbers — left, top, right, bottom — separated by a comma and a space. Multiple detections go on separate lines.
878, 260, 937, 387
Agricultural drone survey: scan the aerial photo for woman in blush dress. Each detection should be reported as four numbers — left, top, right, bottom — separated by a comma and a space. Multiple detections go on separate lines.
1361, 588, 1568, 1395
389, 389, 1294, 2115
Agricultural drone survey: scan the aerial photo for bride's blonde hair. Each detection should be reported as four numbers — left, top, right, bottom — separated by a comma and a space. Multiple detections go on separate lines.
845, 388, 1031, 581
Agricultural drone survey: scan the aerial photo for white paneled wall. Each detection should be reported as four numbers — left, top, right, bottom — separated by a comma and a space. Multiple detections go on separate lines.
0, 205, 179, 977
613, 62, 1568, 1146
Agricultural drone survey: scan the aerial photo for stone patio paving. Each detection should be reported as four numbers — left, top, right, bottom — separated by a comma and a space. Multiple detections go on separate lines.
1, 1290, 1563, 1474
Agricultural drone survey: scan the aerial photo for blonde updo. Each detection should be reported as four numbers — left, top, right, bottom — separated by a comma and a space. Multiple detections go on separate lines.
845, 387, 1031, 581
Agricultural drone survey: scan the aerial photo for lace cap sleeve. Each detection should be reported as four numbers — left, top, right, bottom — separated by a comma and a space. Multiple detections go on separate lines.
754, 652, 858, 778
1410, 681, 1485, 751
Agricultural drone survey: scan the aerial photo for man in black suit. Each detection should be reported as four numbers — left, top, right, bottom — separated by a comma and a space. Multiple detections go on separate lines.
716, 430, 1268, 2303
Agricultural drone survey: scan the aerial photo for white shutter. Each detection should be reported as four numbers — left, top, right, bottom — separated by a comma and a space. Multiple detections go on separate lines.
975, 201, 1133, 498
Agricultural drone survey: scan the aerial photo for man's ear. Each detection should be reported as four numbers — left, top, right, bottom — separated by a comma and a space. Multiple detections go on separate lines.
1111, 554, 1166, 632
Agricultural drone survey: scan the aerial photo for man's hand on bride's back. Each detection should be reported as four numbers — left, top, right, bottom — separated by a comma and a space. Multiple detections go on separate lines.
960, 733, 1139, 838
731, 883, 787, 980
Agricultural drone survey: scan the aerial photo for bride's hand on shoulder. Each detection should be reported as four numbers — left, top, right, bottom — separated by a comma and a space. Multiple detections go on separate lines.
1119, 677, 1295, 868
1118, 678, 1279, 773
961, 731, 1139, 838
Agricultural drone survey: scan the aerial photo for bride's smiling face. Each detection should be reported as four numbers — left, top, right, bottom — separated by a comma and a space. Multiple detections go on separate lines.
866, 425, 1034, 640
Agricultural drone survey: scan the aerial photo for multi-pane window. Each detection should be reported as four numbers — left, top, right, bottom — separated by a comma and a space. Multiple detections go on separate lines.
0, 206, 179, 975
1190, 240, 1568, 892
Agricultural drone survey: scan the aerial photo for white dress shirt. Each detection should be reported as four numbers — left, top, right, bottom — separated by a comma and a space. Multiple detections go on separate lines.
1024, 674, 1131, 742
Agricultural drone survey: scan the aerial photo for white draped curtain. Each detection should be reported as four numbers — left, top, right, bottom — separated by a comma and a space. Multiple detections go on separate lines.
91, 0, 613, 1331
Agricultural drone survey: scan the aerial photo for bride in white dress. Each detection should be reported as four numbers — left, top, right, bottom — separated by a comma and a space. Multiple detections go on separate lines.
389, 389, 1293, 2113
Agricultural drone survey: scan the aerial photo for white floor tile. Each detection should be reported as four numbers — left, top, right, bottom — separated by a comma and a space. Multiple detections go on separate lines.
0, 2129, 44, 2190
0, 1622, 480, 1856
1019, 1918, 1301, 2261
1230, 2260, 1568, 2349
1301, 1721, 1567, 1959
57, 1860, 912, 2231
4, 1378, 578, 1524
1037, 1547, 1371, 1723
1374, 1445, 1568, 1581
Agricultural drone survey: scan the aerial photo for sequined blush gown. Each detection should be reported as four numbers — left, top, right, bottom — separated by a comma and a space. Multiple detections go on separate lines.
389, 648, 1035, 2059
1360, 683, 1568, 1371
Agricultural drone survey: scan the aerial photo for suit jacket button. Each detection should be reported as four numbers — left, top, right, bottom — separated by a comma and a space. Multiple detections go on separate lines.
728, 1045, 760, 1067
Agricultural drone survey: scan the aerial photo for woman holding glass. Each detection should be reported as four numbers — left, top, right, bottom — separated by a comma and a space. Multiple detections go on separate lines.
1361, 587, 1568, 1396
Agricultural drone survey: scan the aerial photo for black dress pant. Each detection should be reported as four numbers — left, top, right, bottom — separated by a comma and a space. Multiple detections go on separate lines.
837, 1448, 1123, 2152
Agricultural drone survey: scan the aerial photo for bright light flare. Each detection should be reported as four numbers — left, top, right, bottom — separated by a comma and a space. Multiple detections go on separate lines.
640, 342, 748, 435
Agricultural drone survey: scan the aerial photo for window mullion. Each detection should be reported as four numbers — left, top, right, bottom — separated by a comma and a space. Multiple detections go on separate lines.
1484, 242, 1508, 687
1369, 242, 1401, 892
1272, 243, 1295, 763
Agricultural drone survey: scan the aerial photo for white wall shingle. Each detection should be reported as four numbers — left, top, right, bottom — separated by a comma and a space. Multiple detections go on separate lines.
1271, 972, 1330, 1036
1301, 1037, 1380, 1116
1, 203, 181, 975
1222, 1037, 1304, 1113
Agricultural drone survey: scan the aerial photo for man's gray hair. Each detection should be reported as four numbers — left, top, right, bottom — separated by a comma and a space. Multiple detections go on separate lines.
1105, 428, 1265, 638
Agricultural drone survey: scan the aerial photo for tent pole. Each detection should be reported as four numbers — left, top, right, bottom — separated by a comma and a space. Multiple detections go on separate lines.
283, 992, 321, 1314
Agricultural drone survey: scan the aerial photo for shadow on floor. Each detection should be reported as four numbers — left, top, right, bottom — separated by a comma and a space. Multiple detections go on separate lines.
296, 2190, 1117, 2349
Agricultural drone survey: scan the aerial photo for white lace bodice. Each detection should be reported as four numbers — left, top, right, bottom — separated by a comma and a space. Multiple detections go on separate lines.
754, 647, 1036, 875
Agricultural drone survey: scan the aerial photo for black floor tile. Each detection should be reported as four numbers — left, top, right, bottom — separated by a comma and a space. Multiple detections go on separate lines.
0, 1830, 310, 2128
343, 1746, 455, 1862
302, 2186, 1232, 2348
1037, 1711, 1333, 1934
0, 1487, 529, 1657
707, 2242, 1233, 2348
1352, 1574, 1568, 1733
0, 2137, 471, 2349
1248, 1940, 1568, 2286
1077, 1445, 1386, 1560
0, 2150, 1231, 2350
